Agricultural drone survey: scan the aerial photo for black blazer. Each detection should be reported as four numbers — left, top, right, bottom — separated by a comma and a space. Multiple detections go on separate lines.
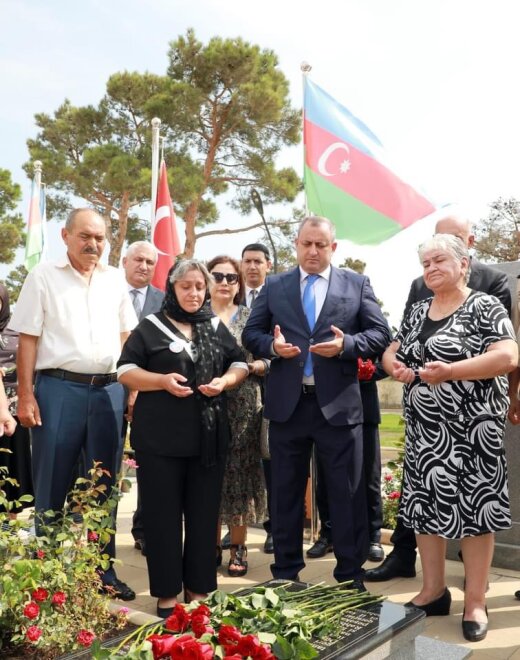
403, 258, 512, 318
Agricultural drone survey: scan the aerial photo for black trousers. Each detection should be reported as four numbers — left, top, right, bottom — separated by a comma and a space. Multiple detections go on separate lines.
136, 451, 225, 598
269, 393, 368, 582
315, 422, 383, 545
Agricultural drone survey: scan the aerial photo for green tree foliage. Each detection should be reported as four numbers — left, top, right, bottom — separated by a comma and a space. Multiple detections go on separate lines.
475, 197, 520, 263
24, 29, 301, 263
339, 257, 366, 274
4, 264, 27, 303
0, 169, 24, 264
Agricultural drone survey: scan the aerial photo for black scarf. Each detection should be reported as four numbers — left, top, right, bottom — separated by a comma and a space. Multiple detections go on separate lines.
161, 268, 225, 467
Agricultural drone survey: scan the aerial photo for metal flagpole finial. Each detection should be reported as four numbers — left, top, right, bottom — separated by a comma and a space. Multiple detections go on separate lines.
300, 61, 312, 74
151, 117, 162, 128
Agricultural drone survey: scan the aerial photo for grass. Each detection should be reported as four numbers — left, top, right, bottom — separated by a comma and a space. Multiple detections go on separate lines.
379, 412, 405, 450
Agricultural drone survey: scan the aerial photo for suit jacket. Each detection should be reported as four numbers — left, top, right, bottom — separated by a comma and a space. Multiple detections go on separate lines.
242, 266, 391, 427
403, 258, 512, 318
140, 285, 164, 320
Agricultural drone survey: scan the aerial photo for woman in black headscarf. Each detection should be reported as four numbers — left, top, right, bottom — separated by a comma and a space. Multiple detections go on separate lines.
0, 284, 33, 509
117, 260, 247, 617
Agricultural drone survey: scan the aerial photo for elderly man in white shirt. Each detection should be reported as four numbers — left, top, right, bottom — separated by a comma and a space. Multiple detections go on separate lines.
10, 207, 137, 601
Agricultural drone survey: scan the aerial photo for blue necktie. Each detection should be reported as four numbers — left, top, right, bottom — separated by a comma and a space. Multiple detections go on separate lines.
303, 274, 319, 377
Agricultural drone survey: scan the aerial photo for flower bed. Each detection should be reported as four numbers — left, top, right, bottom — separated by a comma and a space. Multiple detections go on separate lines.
0, 463, 128, 658
381, 461, 403, 530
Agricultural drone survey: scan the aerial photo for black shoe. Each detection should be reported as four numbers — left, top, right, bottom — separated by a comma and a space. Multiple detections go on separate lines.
263, 532, 274, 554
404, 587, 451, 617
462, 607, 488, 642
349, 579, 367, 593
306, 536, 333, 558
221, 530, 231, 550
364, 554, 416, 581
515, 590, 520, 600
157, 604, 174, 618
100, 578, 136, 601
134, 538, 146, 556
367, 542, 385, 562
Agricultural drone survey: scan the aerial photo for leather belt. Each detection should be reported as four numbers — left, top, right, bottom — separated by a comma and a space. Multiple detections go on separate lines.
302, 384, 316, 395
39, 368, 118, 387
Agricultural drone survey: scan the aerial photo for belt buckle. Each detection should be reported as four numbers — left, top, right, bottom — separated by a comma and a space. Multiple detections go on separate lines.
90, 374, 102, 386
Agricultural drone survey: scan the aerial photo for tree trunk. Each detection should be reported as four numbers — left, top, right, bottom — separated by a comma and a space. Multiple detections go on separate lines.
183, 199, 200, 258
107, 194, 130, 266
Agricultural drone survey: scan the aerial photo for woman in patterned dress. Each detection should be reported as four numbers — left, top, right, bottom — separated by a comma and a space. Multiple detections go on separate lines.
207, 256, 267, 577
383, 234, 517, 642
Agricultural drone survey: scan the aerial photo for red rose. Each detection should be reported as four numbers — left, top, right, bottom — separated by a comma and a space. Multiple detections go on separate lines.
23, 602, 40, 620
164, 603, 191, 632
76, 629, 96, 647
191, 613, 212, 637
36, 549, 45, 559
384, 474, 393, 481
192, 603, 211, 618
389, 491, 401, 500
218, 625, 242, 645
170, 635, 214, 659
26, 626, 42, 643
357, 357, 376, 381
31, 588, 49, 602
87, 531, 99, 542
148, 633, 178, 658
52, 591, 67, 607
236, 634, 262, 657
253, 645, 276, 660
224, 655, 242, 660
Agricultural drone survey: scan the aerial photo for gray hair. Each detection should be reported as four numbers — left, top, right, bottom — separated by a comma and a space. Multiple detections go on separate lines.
125, 241, 158, 261
297, 215, 336, 242
65, 207, 104, 230
169, 259, 214, 289
418, 233, 471, 284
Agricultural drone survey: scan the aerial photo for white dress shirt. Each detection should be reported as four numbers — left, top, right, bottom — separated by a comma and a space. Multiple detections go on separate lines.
244, 284, 264, 308
10, 257, 137, 373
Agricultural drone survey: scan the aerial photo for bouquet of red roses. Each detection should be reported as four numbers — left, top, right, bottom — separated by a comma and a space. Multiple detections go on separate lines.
357, 357, 376, 381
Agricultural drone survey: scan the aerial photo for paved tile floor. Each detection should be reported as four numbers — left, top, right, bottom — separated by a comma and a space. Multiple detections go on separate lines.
115, 481, 520, 658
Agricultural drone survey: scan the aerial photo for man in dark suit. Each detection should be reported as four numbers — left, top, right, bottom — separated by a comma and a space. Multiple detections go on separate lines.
243, 216, 391, 584
365, 212, 512, 582
122, 241, 164, 554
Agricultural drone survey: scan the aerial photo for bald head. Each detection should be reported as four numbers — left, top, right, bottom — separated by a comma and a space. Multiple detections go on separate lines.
434, 214, 475, 249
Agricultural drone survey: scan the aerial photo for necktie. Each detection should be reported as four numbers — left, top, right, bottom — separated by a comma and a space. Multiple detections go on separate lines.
302, 274, 319, 377
250, 289, 258, 307
130, 289, 142, 319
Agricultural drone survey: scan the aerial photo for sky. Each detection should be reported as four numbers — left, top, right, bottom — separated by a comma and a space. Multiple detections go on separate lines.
2, 0, 520, 325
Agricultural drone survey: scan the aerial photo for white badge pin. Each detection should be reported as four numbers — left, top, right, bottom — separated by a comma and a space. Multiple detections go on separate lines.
169, 341, 184, 353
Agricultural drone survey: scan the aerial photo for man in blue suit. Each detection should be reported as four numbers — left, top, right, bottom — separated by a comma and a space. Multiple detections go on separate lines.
242, 216, 391, 585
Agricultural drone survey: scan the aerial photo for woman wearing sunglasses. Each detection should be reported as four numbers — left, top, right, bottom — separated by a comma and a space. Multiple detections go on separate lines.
117, 259, 248, 616
207, 256, 267, 577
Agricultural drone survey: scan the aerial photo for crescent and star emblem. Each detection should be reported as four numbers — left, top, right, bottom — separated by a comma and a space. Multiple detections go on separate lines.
317, 142, 351, 177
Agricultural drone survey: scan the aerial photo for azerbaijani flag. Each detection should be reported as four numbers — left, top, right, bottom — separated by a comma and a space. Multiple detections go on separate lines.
24, 176, 46, 271
304, 78, 436, 244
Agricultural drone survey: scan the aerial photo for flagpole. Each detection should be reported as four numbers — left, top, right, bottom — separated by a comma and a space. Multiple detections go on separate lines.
301, 62, 311, 216
150, 117, 161, 237
33, 160, 42, 189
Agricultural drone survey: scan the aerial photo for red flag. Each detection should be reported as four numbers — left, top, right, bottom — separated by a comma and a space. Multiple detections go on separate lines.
151, 160, 181, 290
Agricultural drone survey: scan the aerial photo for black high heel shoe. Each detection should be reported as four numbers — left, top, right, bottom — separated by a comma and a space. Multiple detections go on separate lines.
156, 602, 175, 618
404, 587, 451, 616
462, 606, 488, 642
228, 544, 248, 577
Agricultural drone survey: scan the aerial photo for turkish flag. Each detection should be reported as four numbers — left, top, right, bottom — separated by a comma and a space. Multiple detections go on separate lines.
151, 160, 181, 290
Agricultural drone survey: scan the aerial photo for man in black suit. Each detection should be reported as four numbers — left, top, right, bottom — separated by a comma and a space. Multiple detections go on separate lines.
243, 216, 391, 584
307, 364, 385, 563
122, 241, 164, 554
365, 212, 512, 582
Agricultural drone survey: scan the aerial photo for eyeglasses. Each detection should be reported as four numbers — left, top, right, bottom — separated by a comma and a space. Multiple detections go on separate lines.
212, 272, 239, 284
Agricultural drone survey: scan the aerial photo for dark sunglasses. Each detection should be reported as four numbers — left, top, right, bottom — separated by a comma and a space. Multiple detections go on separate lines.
212, 272, 239, 284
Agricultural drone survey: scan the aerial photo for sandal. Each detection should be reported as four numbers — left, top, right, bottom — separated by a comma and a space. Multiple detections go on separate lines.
216, 545, 223, 568
228, 544, 248, 577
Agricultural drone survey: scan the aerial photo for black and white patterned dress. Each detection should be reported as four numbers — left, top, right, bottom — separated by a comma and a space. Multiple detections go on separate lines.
396, 290, 515, 538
